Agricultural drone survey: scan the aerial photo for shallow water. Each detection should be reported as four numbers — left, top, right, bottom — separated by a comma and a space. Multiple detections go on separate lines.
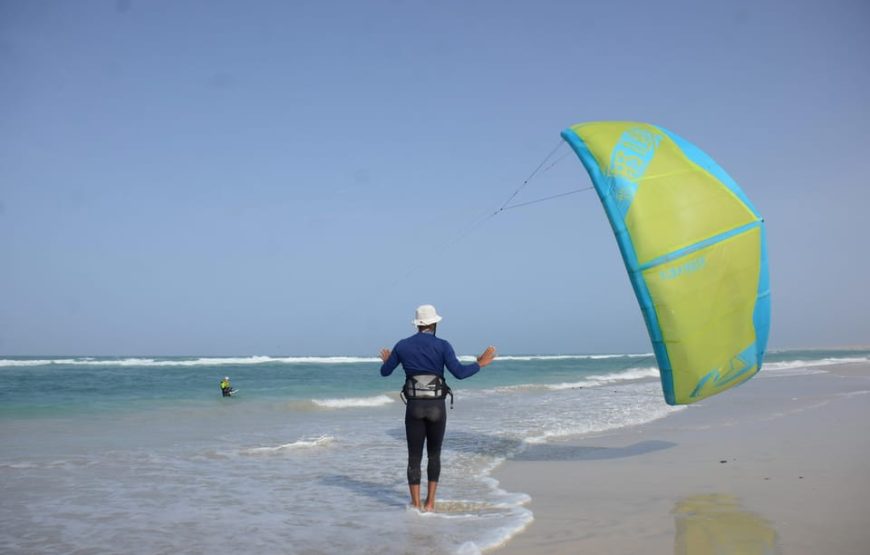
1, 350, 865, 554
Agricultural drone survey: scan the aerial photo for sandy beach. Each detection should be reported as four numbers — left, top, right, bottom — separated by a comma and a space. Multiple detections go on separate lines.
493, 361, 870, 555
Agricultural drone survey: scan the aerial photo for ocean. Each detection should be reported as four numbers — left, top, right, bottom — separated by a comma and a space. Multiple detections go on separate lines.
2, 349, 867, 554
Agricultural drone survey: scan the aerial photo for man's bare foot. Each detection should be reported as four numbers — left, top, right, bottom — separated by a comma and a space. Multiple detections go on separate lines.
409, 484, 422, 511
423, 482, 438, 512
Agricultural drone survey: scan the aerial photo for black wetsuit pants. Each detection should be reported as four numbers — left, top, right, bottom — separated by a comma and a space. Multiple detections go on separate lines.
405, 398, 446, 485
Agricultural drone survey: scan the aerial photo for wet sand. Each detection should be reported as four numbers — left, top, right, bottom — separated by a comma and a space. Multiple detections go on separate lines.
493, 362, 870, 554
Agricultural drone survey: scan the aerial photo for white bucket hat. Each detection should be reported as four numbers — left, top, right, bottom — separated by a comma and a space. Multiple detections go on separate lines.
412, 304, 443, 326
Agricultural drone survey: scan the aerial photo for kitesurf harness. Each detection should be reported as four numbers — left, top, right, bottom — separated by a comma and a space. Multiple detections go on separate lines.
401, 374, 454, 408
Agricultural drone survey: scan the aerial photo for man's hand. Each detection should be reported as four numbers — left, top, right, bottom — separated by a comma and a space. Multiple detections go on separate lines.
477, 346, 497, 368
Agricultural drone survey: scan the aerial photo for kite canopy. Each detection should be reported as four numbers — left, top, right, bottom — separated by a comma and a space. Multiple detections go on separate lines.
562, 122, 770, 405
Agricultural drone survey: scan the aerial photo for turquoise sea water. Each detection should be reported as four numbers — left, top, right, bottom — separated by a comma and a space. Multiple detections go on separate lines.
1, 349, 867, 554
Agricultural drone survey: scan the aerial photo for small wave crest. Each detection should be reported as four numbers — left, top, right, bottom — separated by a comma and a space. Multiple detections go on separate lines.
761, 357, 869, 376
488, 366, 659, 394
524, 402, 684, 444
311, 394, 395, 409
457, 353, 652, 363
545, 366, 660, 390
242, 435, 334, 455
0, 355, 381, 368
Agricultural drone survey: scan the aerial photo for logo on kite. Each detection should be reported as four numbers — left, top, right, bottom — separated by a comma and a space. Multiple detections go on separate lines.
659, 256, 707, 281
608, 128, 662, 181
690, 349, 760, 400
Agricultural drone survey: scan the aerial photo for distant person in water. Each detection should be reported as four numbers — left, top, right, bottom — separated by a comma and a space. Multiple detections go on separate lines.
379, 304, 496, 512
220, 376, 233, 397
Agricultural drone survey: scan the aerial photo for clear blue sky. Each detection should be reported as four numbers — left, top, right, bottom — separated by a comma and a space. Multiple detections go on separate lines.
2, 0, 868, 356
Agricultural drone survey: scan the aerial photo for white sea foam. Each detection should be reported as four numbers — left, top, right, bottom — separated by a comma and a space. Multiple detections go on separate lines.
456, 506, 534, 555
5, 353, 863, 370
545, 366, 661, 390
841, 390, 870, 398
0, 358, 83, 367
242, 435, 334, 455
1, 462, 39, 469
0, 355, 381, 367
760, 357, 869, 377
485, 366, 660, 395
525, 404, 684, 444
458, 353, 652, 362
311, 394, 395, 409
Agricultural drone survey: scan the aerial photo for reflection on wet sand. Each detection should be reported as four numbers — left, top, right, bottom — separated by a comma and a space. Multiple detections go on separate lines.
674, 494, 780, 555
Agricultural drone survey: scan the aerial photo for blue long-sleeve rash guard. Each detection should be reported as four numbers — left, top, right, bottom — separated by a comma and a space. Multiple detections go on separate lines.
380, 332, 480, 380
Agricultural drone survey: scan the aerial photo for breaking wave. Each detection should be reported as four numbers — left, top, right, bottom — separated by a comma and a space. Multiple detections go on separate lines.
311, 395, 395, 409
0, 356, 380, 368
242, 435, 335, 455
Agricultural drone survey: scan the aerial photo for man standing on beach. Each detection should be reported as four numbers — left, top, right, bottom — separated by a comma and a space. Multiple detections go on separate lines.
379, 304, 496, 512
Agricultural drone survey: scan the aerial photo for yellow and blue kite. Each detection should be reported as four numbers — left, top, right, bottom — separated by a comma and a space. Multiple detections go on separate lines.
563, 122, 770, 405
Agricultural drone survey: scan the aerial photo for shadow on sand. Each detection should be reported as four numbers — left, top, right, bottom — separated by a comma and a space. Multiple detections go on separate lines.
510, 439, 676, 461
386, 426, 675, 462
